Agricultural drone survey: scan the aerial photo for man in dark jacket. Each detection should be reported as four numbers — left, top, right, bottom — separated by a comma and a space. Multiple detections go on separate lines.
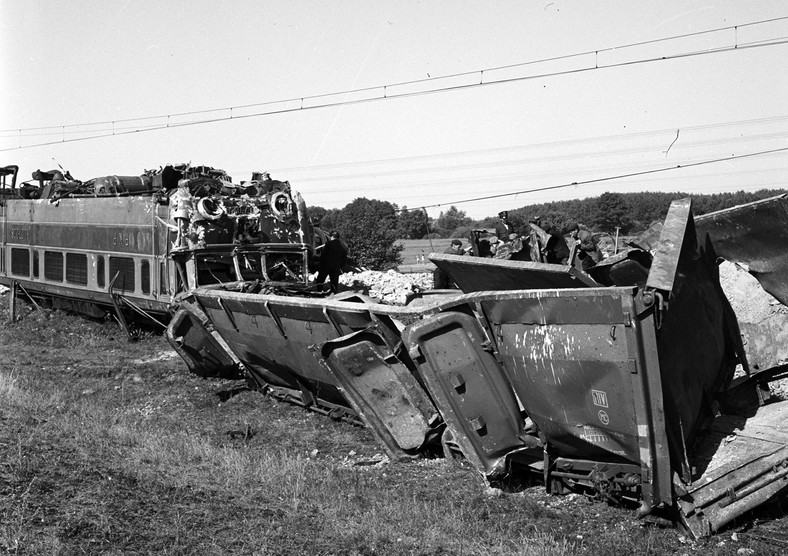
566, 222, 601, 271
542, 223, 570, 265
433, 239, 464, 288
495, 211, 514, 240
317, 231, 348, 293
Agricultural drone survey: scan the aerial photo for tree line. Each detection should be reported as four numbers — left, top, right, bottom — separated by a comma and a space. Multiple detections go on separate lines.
309, 189, 785, 269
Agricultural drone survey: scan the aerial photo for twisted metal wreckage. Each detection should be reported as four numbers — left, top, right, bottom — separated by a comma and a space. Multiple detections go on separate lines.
1, 163, 787, 537
167, 192, 788, 538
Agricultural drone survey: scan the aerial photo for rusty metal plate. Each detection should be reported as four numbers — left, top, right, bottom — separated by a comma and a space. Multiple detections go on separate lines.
430, 253, 599, 293
479, 288, 673, 507
403, 310, 525, 476
696, 193, 788, 306
315, 327, 437, 459
488, 292, 641, 462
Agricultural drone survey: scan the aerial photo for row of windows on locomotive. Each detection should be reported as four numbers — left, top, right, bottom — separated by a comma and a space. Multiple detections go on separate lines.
5, 247, 178, 296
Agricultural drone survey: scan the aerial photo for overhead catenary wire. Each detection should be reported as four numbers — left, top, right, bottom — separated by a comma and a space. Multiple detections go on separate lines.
395, 145, 788, 213
264, 128, 788, 188
259, 113, 788, 175
2, 14, 788, 149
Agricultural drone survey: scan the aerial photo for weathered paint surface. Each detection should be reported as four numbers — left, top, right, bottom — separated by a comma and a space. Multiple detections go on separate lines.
316, 326, 437, 458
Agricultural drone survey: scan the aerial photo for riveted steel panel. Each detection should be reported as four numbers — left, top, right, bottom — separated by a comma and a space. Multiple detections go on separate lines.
404, 311, 525, 476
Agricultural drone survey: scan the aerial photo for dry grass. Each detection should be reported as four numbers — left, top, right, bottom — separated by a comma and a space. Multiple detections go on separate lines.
1, 297, 787, 555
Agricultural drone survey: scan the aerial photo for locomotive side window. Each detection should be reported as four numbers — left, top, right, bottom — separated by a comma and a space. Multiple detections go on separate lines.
33, 251, 39, 278
44, 251, 63, 281
66, 253, 88, 286
97, 256, 106, 288
141, 259, 150, 294
109, 256, 135, 292
11, 248, 30, 277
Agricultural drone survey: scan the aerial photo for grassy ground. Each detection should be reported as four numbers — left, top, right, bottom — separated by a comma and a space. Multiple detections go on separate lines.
397, 239, 455, 273
2, 297, 788, 555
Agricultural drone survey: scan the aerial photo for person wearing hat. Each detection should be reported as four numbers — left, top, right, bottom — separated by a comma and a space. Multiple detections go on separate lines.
433, 238, 465, 289
566, 222, 601, 271
317, 230, 348, 293
495, 211, 514, 240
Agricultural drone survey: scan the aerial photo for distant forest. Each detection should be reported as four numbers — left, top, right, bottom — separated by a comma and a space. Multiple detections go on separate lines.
472, 189, 787, 238
310, 189, 786, 245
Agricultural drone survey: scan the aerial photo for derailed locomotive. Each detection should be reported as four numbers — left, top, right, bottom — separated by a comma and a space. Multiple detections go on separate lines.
0, 163, 320, 333
168, 192, 788, 538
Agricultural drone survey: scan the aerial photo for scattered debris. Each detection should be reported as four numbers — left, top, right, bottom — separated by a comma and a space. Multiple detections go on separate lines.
339, 270, 433, 304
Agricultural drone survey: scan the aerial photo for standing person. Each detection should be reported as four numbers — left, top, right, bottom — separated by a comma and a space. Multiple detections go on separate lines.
541, 223, 570, 265
316, 231, 348, 293
433, 239, 464, 289
526, 216, 550, 262
566, 222, 601, 271
495, 211, 514, 240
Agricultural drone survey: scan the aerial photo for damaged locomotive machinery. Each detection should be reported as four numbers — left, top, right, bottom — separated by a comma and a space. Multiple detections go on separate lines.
168, 193, 788, 538
0, 163, 322, 349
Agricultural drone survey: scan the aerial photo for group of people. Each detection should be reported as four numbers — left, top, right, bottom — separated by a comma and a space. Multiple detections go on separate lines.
317, 212, 602, 295
483, 211, 602, 269
432, 211, 602, 289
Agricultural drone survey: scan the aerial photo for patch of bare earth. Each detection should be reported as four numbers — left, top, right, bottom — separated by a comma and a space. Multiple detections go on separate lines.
1, 291, 787, 555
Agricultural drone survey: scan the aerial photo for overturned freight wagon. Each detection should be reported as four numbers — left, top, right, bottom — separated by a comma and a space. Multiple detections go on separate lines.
169, 197, 788, 537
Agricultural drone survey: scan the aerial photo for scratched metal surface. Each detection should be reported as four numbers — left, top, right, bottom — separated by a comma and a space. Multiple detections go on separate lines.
316, 326, 437, 458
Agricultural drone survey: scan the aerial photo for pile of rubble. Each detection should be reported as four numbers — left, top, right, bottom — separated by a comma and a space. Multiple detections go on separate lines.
339, 270, 433, 305
718, 261, 788, 320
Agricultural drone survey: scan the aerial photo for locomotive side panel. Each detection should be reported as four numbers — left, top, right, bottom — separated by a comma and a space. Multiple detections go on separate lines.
0, 197, 172, 315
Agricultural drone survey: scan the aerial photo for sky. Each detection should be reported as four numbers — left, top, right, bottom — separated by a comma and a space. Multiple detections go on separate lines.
2, 1, 787, 220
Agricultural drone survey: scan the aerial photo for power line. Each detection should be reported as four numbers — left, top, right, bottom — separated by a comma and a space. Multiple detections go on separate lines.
291, 150, 788, 198
5, 15, 787, 136
3, 15, 788, 148
268, 130, 788, 187
260, 113, 788, 174
398, 146, 788, 213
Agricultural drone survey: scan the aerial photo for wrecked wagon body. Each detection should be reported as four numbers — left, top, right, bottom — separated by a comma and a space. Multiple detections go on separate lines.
168, 197, 788, 537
